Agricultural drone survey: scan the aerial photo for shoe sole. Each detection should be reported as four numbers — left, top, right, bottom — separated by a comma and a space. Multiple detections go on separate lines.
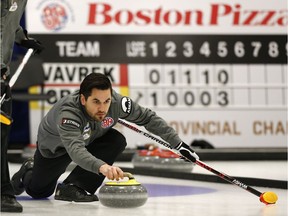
54, 196, 98, 202
1, 207, 23, 213
11, 173, 25, 195
11, 158, 34, 195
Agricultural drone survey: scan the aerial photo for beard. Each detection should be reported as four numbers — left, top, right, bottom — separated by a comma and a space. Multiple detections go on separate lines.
93, 112, 106, 122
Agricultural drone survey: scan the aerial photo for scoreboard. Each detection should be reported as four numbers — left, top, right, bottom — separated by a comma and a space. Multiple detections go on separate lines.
26, 0, 287, 148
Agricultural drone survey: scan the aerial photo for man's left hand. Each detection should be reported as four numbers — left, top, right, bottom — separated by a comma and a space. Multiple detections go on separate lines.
174, 142, 199, 162
20, 39, 44, 54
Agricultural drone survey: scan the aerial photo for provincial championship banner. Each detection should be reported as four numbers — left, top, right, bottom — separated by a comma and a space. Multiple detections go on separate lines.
26, 0, 287, 148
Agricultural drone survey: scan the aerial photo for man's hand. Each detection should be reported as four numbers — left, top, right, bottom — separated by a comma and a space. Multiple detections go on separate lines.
175, 142, 199, 162
20, 39, 44, 54
1, 79, 7, 97
99, 164, 124, 181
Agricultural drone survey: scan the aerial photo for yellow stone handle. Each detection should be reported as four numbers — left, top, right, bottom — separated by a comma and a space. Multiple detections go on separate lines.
105, 172, 140, 186
123, 172, 134, 179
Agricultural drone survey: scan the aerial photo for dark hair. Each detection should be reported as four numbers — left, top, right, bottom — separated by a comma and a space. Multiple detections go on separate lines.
79, 73, 112, 99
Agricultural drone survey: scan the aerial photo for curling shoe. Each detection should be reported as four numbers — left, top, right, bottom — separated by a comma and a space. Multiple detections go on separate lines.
54, 183, 99, 202
1, 195, 23, 213
11, 157, 34, 195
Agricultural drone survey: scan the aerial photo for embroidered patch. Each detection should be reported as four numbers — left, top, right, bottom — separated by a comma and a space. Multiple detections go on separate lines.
61, 118, 80, 128
9, 2, 18, 11
121, 97, 132, 114
101, 117, 114, 128
82, 122, 91, 140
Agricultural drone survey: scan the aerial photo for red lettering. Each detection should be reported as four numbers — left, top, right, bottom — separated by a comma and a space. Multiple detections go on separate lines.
232, 4, 241, 25
135, 10, 151, 25
210, 4, 232, 25
163, 10, 182, 25
243, 11, 258, 25
276, 10, 288, 26
259, 11, 275, 26
184, 11, 203, 25
154, 8, 162, 25
115, 10, 133, 25
86, 3, 286, 27
87, 3, 112, 24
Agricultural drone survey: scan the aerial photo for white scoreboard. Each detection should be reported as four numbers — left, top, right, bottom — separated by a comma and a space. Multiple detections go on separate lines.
26, 0, 287, 148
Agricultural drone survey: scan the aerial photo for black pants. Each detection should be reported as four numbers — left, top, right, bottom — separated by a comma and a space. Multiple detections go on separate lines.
1, 84, 14, 196
24, 128, 127, 199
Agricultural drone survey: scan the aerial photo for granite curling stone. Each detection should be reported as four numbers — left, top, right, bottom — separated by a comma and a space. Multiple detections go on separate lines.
132, 145, 163, 169
153, 150, 195, 172
98, 172, 148, 208
132, 149, 160, 168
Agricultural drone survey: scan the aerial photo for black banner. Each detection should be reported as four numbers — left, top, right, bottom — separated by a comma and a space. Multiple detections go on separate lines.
32, 34, 287, 64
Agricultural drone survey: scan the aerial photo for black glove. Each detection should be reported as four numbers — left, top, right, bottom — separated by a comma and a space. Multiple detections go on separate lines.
20, 39, 44, 54
18, 29, 44, 54
191, 139, 214, 149
1, 65, 8, 77
175, 142, 199, 162
1, 78, 9, 98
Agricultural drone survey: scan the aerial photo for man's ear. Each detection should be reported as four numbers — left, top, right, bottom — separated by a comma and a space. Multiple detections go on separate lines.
80, 94, 86, 105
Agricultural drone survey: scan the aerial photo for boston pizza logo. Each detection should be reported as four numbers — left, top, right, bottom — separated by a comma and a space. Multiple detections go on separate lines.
41, 3, 68, 31
101, 117, 114, 129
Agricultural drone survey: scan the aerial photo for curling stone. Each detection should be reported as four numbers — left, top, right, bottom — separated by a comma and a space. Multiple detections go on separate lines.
132, 148, 161, 168
98, 172, 148, 208
153, 150, 194, 172
132, 150, 153, 168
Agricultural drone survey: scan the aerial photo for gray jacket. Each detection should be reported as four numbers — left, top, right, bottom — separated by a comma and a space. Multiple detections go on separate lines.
37, 90, 182, 174
0, 0, 27, 75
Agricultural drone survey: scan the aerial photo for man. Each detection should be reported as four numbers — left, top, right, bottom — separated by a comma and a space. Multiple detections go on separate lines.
1, 0, 44, 212
11, 73, 199, 202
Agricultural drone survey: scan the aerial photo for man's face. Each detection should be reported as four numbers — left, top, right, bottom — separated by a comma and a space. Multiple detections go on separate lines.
80, 88, 112, 122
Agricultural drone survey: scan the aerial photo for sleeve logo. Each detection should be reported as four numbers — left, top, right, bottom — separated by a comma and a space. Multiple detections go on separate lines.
62, 118, 80, 128
121, 97, 132, 114
82, 122, 91, 140
101, 117, 114, 128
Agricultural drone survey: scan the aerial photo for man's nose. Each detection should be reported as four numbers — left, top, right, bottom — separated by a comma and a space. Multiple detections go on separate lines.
98, 103, 105, 111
